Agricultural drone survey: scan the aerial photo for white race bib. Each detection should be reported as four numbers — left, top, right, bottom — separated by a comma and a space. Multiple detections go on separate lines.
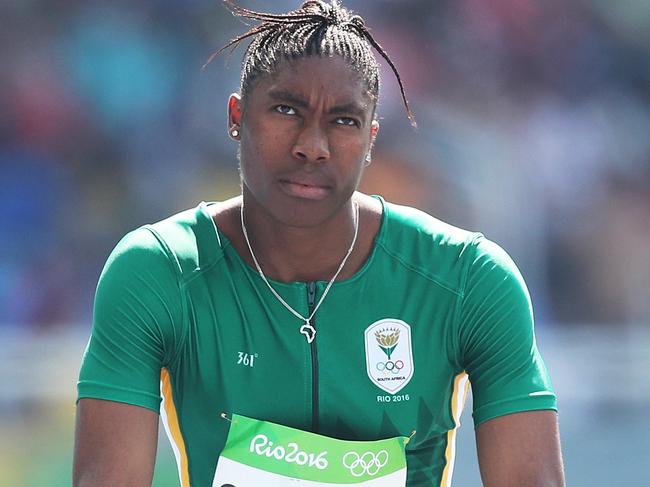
212, 415, 408, 486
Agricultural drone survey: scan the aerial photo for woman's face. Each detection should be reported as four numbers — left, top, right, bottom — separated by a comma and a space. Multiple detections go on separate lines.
230, 55, 378, 227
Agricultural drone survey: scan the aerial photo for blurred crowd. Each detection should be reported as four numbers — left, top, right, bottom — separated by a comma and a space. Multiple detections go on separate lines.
1, 0, 648, 331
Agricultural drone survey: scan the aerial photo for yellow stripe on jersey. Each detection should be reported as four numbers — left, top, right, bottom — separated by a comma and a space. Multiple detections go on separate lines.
160, 368, 191, 487
439, 372, 470, 487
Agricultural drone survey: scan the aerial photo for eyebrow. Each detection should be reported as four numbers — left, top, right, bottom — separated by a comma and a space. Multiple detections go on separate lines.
329, 102, 367, 119
267, 89, 368, 119
268, 90, 309, 108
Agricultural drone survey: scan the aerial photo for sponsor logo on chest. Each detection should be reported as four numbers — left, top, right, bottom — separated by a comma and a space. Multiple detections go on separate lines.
364, 319, 414, 394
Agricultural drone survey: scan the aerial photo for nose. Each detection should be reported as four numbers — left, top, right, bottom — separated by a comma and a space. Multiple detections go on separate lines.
292, 124, 330, 163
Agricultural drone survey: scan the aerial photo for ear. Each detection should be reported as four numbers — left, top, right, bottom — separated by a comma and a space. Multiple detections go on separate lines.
365, 120, 380, 166
227, 92, 242, 129
369, 120, 380, 152
370, 119, 379, 142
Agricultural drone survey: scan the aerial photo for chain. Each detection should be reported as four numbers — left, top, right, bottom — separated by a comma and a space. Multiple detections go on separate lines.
240, 201, 359, 343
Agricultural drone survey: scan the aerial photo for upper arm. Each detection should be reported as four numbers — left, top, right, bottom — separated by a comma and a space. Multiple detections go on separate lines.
75, 228, 183, 485
78, 227, 182, 410
459, 236, 557, 424
476, 410, 565, 487
74, 398, 159, 487
458, 237, 563, 484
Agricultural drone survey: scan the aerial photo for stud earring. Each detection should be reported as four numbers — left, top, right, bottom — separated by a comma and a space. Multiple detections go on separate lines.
229, 127, 240, 139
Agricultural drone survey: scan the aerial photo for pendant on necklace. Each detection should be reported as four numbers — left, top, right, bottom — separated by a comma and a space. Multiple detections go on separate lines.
299, 322, 316, 344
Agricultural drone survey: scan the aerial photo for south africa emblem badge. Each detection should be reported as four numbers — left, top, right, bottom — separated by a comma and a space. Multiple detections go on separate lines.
364, 319, 414, 394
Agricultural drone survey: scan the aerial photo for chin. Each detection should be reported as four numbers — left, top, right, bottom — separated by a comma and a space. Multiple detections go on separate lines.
275, 203, 334, 228
267, 195, 347, 228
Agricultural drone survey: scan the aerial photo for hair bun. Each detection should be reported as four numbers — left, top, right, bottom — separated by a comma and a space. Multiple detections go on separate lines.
347, 15, 365, 29
326, 6, 344, 25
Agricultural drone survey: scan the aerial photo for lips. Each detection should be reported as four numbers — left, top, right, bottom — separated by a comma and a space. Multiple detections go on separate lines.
278, 177, 332, 200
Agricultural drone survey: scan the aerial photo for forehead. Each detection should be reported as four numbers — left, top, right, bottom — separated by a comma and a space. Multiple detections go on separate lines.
248, 55, 374, 110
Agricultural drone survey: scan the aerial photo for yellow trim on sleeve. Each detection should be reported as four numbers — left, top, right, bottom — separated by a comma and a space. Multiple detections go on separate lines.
160, 368, 191, 487
439, 372, 470, 487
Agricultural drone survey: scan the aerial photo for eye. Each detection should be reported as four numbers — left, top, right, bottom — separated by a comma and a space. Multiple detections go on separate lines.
274, 104, 296, 115
335, 117, 360, 127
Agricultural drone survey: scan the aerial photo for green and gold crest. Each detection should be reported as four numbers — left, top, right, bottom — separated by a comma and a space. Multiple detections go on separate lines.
375, 328, 400, 360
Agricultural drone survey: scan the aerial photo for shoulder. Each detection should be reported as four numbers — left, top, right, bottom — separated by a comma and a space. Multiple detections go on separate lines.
104, 225, 172, 272
380, 199, 480, 247
376, 198, 483, 291
100, 202, 224, 285
144, 202, 224, 278
466, 234, 526, 284
98, 224, 181, 296
375, 198, 526, 298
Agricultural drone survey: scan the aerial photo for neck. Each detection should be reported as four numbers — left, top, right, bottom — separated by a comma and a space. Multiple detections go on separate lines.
240, 195, 359, 283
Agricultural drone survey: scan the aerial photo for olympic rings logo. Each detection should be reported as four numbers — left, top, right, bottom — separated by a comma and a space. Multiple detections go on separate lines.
342, 450, 389, 477
376, 360, 404, 374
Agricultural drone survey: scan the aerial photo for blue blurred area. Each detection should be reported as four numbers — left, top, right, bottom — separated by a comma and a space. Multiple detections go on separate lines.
0, 0, 648, 485
1, 0, 648, 330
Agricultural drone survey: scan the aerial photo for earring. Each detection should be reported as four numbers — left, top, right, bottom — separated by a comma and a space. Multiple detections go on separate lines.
364, 153, 372, 166
229, 127, 240, 139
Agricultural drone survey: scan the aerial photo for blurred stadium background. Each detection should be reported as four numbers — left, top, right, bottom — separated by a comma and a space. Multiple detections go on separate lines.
1, 0, 648, 485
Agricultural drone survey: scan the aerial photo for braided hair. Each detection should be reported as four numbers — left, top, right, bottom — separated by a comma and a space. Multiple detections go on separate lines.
206, 0, 415, 127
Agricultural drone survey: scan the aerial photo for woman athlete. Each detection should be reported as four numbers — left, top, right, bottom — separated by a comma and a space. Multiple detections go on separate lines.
74, 1, 565, 486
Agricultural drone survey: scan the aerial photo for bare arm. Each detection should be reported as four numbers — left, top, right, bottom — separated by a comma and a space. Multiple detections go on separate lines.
476, 410, 565, 487
73, 398, 159, 487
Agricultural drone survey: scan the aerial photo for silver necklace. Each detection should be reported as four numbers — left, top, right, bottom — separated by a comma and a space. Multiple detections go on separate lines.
240, 201, 359, 344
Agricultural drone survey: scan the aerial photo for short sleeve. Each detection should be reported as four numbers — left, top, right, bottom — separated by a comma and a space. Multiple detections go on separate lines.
77, 227, 184, 412
459, 235, 557, 427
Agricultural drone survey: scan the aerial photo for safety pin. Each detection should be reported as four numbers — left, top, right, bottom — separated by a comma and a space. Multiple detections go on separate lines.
220, 412, 238, 424
404, 429, 417, 446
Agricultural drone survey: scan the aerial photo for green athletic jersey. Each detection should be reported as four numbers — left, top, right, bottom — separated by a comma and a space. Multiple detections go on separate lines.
78, 197, 556, 487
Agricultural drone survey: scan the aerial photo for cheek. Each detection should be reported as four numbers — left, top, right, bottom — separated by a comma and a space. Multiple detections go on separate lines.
334, 136, 369, 166
338, 126, 372, 151
243, 118, 288, 158
238, 136, 281, 189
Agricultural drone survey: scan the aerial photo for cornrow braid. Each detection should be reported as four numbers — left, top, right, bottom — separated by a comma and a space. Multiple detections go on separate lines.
206, 0, 416, 127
